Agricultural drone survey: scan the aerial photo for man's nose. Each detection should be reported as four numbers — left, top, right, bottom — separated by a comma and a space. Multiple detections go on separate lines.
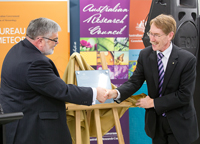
150, 36, 156, 41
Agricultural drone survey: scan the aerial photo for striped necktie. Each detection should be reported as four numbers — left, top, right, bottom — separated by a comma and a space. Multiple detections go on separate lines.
157, 53, 166, 116
157, 53, 164, 97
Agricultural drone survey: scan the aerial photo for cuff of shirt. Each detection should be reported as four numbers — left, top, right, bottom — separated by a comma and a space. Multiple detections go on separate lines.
92, 87, 97, 105
114, 89, 121, 100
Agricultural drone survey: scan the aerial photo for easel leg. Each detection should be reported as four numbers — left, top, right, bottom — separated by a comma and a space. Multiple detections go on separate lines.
86, 110, 92, 127
112, 108, 125, 144
94, 109, 103, 144
75, 110, 81, 144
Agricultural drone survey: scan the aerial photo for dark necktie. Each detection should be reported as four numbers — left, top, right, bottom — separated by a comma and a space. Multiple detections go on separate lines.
157, 53, 166, 116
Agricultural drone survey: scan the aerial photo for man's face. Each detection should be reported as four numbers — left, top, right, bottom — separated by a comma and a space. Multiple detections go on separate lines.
149, 23, 172, 52
42, 33, 59, 55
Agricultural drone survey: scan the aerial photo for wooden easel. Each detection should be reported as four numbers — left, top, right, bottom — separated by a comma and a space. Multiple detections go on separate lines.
66, 52, 132, 144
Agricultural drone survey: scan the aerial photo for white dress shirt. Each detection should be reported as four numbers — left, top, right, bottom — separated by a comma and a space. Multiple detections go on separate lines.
157, 42, 173, 72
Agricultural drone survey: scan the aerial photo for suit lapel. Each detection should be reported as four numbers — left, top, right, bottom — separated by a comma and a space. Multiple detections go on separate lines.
162, 46, 178, 94
149, 50, 159, 91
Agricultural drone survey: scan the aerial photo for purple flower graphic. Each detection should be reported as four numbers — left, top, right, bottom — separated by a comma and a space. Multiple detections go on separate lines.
86, 42, 92, 48
114, 65, 128, 79
80, 40, 88, 47
80, 38, 96, 51
80, 39, 95, 51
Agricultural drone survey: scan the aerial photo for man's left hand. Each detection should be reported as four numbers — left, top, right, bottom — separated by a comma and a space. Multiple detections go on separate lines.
135, 96, 154, 108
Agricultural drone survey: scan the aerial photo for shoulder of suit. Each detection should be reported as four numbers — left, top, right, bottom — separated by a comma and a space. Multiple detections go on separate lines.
140, 45, 152, 51
140, 45, 153, 56
172, 44, 196, 62
173, 44, 195, 58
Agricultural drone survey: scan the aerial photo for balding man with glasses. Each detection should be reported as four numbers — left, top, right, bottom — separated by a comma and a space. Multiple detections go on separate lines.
0, 17, 107, 144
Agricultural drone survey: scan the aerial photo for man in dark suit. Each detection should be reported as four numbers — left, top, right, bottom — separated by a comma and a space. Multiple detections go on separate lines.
106, 14, 199, 144
0, 17, 107, 144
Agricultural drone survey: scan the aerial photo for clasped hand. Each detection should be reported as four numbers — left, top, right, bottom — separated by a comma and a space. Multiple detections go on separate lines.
96, 88, 118, 103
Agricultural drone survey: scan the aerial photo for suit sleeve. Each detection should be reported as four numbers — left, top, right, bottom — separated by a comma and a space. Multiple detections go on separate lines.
116, 51, 146, 102
26, 59, 93, 106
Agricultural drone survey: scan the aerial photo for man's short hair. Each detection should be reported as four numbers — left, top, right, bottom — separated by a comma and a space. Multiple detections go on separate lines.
150, 14, 176, 39
26, 17, 61, 40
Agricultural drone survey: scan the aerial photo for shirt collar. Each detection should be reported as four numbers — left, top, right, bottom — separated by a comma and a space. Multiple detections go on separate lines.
156, 42, 172, 59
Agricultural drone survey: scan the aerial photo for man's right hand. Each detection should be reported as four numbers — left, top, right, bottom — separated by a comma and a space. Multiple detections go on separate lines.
96, 87, 108, 103
104, 89, 118, 99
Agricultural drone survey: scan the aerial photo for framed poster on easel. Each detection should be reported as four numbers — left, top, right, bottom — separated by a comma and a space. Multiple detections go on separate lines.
75, 69, 114, 104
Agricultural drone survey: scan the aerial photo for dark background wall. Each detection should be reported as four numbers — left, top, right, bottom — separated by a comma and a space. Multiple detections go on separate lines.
193, 15, 200, 144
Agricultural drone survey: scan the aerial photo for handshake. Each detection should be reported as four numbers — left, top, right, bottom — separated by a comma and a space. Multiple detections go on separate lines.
96, 87, 154, 109
96, 87, 118, 103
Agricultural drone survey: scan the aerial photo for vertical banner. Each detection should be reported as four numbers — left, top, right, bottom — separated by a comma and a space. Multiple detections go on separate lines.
128, 0, 152, 144
69, 0, 80, 55
79, 0, 130, 143
0, 1, 69, 78
129, 0, 152, 49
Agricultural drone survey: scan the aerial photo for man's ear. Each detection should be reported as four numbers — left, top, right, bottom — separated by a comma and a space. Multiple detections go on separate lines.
34, 37, 44, 50
169, 31, 174, 40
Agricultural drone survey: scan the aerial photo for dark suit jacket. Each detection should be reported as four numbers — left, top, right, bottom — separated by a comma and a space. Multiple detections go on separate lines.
0, 39, 93, 144
116, 44, 199, 144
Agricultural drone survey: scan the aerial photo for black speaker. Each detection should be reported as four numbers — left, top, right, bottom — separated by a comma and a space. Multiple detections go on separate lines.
193, 15, 200, 144
142, 0, 199, 57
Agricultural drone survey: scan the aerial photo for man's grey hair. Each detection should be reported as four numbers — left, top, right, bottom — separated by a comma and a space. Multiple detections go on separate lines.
26, 17, 61, 39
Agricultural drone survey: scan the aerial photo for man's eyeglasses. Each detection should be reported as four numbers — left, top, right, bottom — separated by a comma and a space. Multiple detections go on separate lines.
42, 37, 58, 43
147, 32, 165, 39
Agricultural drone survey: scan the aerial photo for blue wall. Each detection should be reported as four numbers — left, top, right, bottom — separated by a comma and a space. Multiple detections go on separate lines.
129, 83, 152, 144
